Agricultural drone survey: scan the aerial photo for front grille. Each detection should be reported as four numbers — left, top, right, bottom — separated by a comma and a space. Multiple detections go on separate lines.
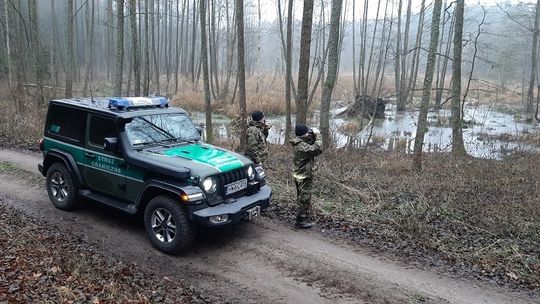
216, 167, 248, 196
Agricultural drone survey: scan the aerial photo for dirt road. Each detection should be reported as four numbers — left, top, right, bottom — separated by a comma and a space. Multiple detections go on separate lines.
0, 148, 537, 304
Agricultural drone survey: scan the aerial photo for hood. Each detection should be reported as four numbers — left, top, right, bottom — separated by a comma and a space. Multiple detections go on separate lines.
139, 143, 251, 179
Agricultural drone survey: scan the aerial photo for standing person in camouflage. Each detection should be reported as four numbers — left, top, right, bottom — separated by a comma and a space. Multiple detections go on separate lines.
290, 124, 323, 229
245, 110, 269, 166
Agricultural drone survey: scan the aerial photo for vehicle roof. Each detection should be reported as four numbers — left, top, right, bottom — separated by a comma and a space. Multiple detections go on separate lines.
50, 97, 189, 118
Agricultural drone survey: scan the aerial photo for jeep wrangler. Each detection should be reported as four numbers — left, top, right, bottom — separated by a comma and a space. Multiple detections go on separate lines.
38, 97, 271, 254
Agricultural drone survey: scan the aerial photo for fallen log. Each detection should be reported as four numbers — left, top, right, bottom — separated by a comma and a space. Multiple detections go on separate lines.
339, 95, 387, 119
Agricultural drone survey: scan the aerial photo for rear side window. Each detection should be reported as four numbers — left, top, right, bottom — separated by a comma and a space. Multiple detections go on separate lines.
89, 116, 117, 147
46, 105, 87, 143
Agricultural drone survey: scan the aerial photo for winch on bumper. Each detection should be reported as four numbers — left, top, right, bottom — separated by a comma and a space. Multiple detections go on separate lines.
189, 185, 272, 226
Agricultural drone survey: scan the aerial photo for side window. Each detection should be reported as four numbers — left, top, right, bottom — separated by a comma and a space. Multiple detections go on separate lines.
46, 105, 87, 144
89, 116, 117, 148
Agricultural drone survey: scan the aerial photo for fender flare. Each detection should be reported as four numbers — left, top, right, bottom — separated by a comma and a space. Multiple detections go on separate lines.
135, 179, 204, 209
42, 149, 85, 186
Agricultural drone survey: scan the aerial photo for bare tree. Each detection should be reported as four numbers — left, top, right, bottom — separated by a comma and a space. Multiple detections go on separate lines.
407, 0, 426, 103
395, 0, 403, 111
296, 0, 314, 124
83, 0, 95, 97
320, 0, 342, 150
129, 0, 140, 96
451, 0, 466, 156
113, 0, 124, 96
143, 0, 150, 95
28, 0, 43, 102
413, 0, 443, 171
236, 0, 247, 150
3, 0, 12, 87
66, 0, 74, 98
200, 0, 212, 142
285, 0, 293, 142
526, 0, 540, 121
399, 0, 412, 108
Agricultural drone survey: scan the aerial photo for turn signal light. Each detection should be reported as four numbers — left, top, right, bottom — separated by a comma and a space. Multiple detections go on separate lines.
180, 193, 190, 202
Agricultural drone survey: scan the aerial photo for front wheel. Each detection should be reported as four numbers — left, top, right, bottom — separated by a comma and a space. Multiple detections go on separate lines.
144, 196, 195, 254
46, 162, 78, 210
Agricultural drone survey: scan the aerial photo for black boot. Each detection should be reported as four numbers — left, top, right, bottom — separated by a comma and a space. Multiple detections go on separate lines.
295, 215, 314, 229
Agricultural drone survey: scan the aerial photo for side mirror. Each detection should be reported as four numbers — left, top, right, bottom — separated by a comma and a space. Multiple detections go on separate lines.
104, 137, 119, 152
196, 126, 203, 136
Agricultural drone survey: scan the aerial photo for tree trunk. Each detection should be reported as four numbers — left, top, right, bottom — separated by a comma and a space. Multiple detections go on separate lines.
296, 0, 314, 124
236, 0, 247, 150
143, 0, 150, 95
285, 0, 293, 142
3, 0, 12, 87
28, 0, 43, 102
527, 0, 540, 120
65, 0, 74, 98
364, 0, 381, 95
200, 0, 213, 142
320, 0, 343, 150
436, 12, 455, 107
83, 0, 94, 97
407, 0, 426, 103
412, 0, 443, 171
113, 0, 124, 96
395, 0, 403, 111
399, 0, 412, 107
190, 0, 197, 86
153, 0, 160, 94
451, 0, 466, 156
129, 0, 140, 95
371, 0, 390, 95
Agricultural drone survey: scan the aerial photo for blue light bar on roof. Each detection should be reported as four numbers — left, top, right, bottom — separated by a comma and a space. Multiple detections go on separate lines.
109, 97, 169, 109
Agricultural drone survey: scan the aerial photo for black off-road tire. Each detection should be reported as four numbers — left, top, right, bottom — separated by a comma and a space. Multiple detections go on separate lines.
46, 162, 78, 211
144, 195, 195, 254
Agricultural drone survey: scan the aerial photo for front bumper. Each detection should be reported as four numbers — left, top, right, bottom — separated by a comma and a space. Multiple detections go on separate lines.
191, 185, 271, 226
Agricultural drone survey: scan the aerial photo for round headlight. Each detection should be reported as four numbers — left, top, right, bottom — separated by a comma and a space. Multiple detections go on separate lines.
247, 166, 255, 180
202, 177, 217, 194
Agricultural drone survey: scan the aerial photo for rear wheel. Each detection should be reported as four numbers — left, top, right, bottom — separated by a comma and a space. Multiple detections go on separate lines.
46, 163, 78, 210
144, 195, 195, 254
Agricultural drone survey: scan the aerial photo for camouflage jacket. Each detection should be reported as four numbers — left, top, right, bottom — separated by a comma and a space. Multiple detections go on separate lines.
290, 132, 323, 180
245, 119, 268, 164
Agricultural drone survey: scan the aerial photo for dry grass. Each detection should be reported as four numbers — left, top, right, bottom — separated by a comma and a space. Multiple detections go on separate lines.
172, 74, 361, 117
265, 145, 540, 290
0, 88, 47, 148
338, 121, 361, 135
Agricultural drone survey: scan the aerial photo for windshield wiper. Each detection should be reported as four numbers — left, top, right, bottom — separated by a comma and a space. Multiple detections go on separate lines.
139, 117, 176, 140
161, 138, 198, 144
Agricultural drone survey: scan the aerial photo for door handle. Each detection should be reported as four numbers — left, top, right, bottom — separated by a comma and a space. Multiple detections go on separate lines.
84, 152, 96, 159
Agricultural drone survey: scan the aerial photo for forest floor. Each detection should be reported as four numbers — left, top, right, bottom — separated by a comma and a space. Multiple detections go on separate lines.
0, 145, 539, 303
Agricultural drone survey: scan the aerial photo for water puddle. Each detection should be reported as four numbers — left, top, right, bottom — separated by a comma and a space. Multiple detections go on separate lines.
190, 103, 540, 159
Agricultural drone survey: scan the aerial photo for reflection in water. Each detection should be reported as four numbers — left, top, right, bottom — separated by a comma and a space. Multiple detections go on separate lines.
190, 103, 540, 159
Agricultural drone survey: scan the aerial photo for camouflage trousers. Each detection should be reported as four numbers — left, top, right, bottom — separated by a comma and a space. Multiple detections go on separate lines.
294, 177, 313, 218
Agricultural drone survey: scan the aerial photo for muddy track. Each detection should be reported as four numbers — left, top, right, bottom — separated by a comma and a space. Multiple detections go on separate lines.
0, 148, 538, 304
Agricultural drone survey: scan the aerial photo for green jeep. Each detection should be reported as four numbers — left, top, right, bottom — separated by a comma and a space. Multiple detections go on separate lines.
38, 97, 271, 254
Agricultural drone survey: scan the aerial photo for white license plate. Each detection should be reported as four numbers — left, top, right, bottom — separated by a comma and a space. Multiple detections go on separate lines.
225, 178, 247, 195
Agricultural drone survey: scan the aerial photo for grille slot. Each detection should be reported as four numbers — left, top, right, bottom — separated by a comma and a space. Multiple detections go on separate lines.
216, 167, 248, 196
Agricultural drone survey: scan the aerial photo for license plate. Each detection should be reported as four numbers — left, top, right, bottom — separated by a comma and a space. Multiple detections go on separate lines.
225, 178, 247, 195
244, 206, 260, 220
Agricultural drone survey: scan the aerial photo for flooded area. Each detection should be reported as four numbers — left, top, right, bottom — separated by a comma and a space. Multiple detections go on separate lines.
190, 103, 540, 159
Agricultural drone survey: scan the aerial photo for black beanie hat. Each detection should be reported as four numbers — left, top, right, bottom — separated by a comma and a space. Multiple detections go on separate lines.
251, 110, 264, 121
295, 124, 309, 137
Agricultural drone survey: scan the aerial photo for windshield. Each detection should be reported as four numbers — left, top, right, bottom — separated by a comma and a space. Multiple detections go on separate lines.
125, 113, 201, 146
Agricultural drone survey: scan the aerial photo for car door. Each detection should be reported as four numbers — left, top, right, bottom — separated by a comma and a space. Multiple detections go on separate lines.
82, 114, 127, 198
